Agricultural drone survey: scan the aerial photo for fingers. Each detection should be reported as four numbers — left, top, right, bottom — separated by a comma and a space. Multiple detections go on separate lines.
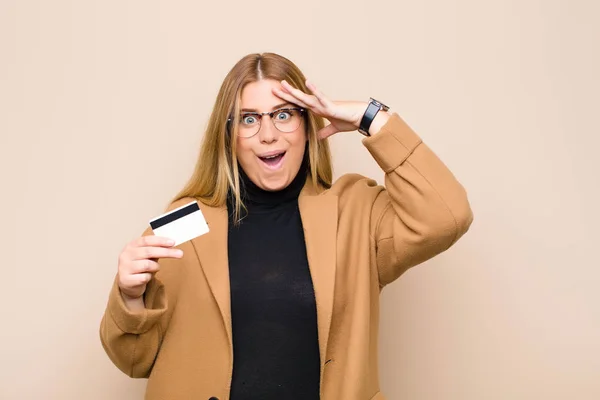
117, 252, 163, 296
273, 85, 309, 109
281, 80, 318, 108
130, 246, 183, 261
274, 80, 336, 120
135, 235, 175, 248
121, 272, 153, 288
125, 236, 183, 261
118, 236, 179, 299
305, 80, 330, 108
317, 123, 340, 139
130, 259, 160, 274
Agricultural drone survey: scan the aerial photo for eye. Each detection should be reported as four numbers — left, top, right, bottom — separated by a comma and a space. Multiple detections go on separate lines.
241, 114, 258, 125
274, 110, 292, 121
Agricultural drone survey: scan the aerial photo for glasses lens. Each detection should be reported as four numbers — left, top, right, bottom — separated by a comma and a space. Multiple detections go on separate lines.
238, 114, 261, 138
273, 109, 302, 133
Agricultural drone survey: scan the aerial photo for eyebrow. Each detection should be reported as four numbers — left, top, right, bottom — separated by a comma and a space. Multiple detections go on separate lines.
241, 103, 294, 113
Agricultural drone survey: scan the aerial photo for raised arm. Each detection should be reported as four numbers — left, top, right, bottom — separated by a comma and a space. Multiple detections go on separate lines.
271, 80, 473, 286
363, 113, 473, 286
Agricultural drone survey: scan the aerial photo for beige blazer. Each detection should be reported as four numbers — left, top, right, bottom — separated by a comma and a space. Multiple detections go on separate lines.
100, 114, 473, 400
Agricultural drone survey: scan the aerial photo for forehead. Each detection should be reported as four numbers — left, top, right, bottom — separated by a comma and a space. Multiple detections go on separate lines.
240, 79, 285, 110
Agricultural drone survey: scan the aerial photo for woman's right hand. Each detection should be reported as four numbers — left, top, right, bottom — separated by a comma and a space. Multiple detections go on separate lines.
117, 235, 183, 301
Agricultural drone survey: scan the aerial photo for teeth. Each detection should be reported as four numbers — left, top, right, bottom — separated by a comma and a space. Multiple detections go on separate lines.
263, 153, 282, 159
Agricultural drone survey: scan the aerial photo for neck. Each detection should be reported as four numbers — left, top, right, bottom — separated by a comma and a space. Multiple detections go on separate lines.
228, 153, 309, 213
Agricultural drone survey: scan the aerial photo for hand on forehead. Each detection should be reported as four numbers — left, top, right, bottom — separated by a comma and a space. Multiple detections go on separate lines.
241, 79, 299, 112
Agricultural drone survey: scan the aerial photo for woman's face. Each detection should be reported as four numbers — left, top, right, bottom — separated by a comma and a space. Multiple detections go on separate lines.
235, 79, 307, 192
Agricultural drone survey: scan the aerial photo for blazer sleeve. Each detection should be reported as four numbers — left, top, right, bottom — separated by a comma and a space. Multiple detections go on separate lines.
362, 113, 474, 287
99, 224, 185, 378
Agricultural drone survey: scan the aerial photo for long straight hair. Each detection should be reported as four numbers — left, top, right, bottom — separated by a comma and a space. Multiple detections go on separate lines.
172, 53, 333, 222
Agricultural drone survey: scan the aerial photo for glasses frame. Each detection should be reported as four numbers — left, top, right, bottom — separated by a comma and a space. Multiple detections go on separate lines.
227, 107, 306, 138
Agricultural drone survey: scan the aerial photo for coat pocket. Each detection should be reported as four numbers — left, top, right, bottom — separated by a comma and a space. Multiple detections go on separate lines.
369, 391, 386, 400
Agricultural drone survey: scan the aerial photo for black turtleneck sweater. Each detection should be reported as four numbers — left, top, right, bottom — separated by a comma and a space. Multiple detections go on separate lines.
226, 158, 320, 400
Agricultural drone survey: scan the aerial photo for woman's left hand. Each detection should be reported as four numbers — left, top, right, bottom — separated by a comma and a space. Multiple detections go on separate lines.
272, 80, 369, 139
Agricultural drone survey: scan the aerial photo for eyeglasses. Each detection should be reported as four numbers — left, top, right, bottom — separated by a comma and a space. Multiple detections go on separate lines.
228, 107, 305, 138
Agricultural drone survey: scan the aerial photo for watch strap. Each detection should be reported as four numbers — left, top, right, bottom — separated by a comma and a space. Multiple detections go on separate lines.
358, 98, 389, 136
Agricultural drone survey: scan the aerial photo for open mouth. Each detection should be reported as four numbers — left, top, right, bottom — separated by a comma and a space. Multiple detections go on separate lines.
258, 151, 286, 169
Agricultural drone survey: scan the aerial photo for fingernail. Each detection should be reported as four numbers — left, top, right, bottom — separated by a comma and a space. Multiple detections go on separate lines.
167, 239, 175, 246
176, 250, 183, 257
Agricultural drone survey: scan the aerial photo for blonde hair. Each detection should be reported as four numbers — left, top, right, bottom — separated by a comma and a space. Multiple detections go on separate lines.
172, 53, 333, 222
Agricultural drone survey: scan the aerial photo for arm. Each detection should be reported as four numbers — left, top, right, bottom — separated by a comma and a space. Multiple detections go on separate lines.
99, 227, 184, 378
271, 80, 473, 285
363, 112, 473, 286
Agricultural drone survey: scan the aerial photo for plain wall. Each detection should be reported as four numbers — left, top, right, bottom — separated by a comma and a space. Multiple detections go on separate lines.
1, 0, 599, 399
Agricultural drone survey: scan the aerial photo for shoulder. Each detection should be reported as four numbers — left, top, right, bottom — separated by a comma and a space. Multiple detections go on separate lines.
328, 173, 383, 197
326, 173, 386, 208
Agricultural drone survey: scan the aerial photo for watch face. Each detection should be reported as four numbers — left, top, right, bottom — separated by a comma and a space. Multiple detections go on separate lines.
370, 98, 387, 110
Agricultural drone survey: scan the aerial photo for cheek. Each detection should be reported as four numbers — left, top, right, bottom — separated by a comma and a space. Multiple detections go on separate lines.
288, 129, 308, 148
236, 136, 252, 156
235, 138, 255, 169
284, 132, 308, 168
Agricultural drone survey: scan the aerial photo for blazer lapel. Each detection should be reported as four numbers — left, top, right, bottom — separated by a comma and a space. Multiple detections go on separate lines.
187, 184, 338, 371
298, 182, 338, 368
190, 203, 232, 347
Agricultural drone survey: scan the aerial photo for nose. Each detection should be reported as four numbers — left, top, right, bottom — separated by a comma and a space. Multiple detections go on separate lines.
257, 116, 279, 144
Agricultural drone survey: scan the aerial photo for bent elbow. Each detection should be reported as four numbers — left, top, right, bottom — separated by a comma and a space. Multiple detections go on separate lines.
419, 202, 473, 252
452, 193, 474, 243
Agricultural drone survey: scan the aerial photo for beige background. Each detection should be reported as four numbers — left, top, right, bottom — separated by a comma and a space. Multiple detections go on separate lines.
1, 0, 599, 399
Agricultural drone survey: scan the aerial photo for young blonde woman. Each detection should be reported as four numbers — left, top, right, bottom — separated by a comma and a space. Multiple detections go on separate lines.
100, 52, 473, 400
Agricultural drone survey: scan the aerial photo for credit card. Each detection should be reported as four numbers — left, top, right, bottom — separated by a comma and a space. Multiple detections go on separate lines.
149, 200, 209, 246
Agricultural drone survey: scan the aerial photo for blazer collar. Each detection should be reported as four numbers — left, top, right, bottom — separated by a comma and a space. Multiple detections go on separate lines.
190, 178, 338, 371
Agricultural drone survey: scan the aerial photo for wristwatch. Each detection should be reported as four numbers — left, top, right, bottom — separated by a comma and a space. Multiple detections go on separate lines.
358, 98, 390, 136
